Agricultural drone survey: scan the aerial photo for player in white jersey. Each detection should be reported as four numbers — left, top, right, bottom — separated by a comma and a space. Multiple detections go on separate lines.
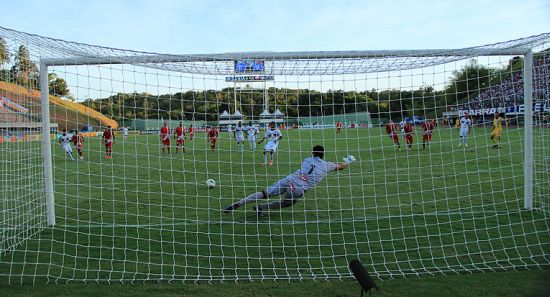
58, 129, 75, 160
458, 114, 472, 148
233, 121, 245, 151
223, 145, 355, 216
258, 122, 283, 166
246, 121, 259, 150
122, 126, 129, 140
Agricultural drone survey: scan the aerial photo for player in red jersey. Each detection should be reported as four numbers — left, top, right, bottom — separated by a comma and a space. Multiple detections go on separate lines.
385, 120, 401, 151
103, 126, 115, 158
207, 126, 219, 151
160, 122, 171, 155
403, 121, 414, 151
335, 121, 342, 134
421, 119, 436, 150
188, 124, 194, 141
174, 122, 186, 154
71, 130, 84, 160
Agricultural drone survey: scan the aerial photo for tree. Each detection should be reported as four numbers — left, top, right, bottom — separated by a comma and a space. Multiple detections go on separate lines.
0, 37, 11, 82
444, 59, 492, 104
12, 45, 38, 86
48, 73, 70, 96
0, 37, 9, 67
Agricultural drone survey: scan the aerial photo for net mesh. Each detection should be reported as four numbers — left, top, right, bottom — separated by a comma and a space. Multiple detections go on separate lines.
0, 26, 549, 284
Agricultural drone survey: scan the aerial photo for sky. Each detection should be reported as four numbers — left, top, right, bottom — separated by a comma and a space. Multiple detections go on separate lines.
1, 0, 549, 54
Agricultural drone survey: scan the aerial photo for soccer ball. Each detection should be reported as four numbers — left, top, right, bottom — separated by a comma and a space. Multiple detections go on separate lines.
206, 179, 216, 189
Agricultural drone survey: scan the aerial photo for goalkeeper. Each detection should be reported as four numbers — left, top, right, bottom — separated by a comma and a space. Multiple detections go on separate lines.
223, 145, 355, 215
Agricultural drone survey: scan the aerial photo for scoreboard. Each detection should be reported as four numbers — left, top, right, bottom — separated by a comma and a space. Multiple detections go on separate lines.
234, 60, 265, 73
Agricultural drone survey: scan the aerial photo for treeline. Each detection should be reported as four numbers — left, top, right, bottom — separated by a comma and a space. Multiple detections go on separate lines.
81, 87, 431, 122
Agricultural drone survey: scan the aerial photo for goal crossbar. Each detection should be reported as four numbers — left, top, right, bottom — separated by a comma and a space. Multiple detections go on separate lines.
42, 48, 533, 67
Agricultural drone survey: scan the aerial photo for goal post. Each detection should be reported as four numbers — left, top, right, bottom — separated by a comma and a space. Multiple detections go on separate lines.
523, 50, 533, 210
39, 62, 55, 226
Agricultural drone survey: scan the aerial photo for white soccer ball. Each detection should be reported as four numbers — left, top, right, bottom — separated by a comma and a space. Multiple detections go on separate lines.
206, 179, 216, 189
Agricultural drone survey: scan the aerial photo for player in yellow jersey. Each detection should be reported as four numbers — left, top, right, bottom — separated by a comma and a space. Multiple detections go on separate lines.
490, 113, 505, 149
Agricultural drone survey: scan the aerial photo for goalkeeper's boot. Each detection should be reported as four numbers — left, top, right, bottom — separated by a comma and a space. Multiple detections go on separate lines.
465, 144, 469, 148
252, 205, 263, 217
223, 203, 240, 213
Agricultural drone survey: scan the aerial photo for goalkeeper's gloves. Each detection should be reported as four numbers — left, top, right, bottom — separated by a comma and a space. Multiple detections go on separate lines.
342, 155, 356, 164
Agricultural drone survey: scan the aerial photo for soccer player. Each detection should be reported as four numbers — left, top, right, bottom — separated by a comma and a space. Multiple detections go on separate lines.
403, 121, 414, 151
58, 129, 75, 160
227, 125, 232, 139
421, 119, 436, 150
458, 114, 472, 148
174, 122, 186, 153
71, 130, 84, 160
246, 121, 259, 150
103, 126, 115, 159
258, 121, 283, 166
399, 119, 407, 137
234, 121, 245, 151
122, 126, 129, 140
207, 126, 219, 151
160, 122, 171, 155
385, 119, 401, 151
335, 121, 342, 134
188, 124, 194, 141
223, 145, 355, 215
490, 113, 506, 149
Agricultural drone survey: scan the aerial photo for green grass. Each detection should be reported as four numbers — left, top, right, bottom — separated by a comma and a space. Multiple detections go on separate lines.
1, 126, 549, 295
1, 270, 549, 297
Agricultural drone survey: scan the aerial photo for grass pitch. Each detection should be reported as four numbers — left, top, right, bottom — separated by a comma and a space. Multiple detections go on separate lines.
1, 126, 548, 293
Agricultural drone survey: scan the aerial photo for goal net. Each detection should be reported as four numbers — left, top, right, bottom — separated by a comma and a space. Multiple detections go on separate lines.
0, 26, 549, 284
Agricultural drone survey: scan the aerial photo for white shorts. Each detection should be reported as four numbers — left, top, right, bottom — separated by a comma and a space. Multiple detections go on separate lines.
459, 128, 469, 137
236, 135, 245, 142
247, 134, 256, 142
265, 142, 278, 152
62, 144, 73, 153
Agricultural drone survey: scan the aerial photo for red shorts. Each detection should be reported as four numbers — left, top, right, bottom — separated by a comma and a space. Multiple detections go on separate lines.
162, 139, 171, 146
176, 139, 184, 146
422, 133, 433, 142
405, 135, 413, 144
105, 140, 113, 148
210, 137, 217, 145
390, 134, 399, 144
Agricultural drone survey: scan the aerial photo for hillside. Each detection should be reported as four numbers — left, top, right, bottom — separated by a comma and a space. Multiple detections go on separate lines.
0, 81, 117, 130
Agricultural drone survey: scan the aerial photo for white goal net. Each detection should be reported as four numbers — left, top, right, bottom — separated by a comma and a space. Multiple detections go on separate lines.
0, 26, 549, 284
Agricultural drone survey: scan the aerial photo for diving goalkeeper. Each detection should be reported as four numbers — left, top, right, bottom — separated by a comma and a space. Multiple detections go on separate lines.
223, 145, 355, 216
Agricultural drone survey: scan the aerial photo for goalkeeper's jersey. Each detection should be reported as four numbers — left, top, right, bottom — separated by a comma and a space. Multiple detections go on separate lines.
288, 157, 337, 191
493, 117, 504, 130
